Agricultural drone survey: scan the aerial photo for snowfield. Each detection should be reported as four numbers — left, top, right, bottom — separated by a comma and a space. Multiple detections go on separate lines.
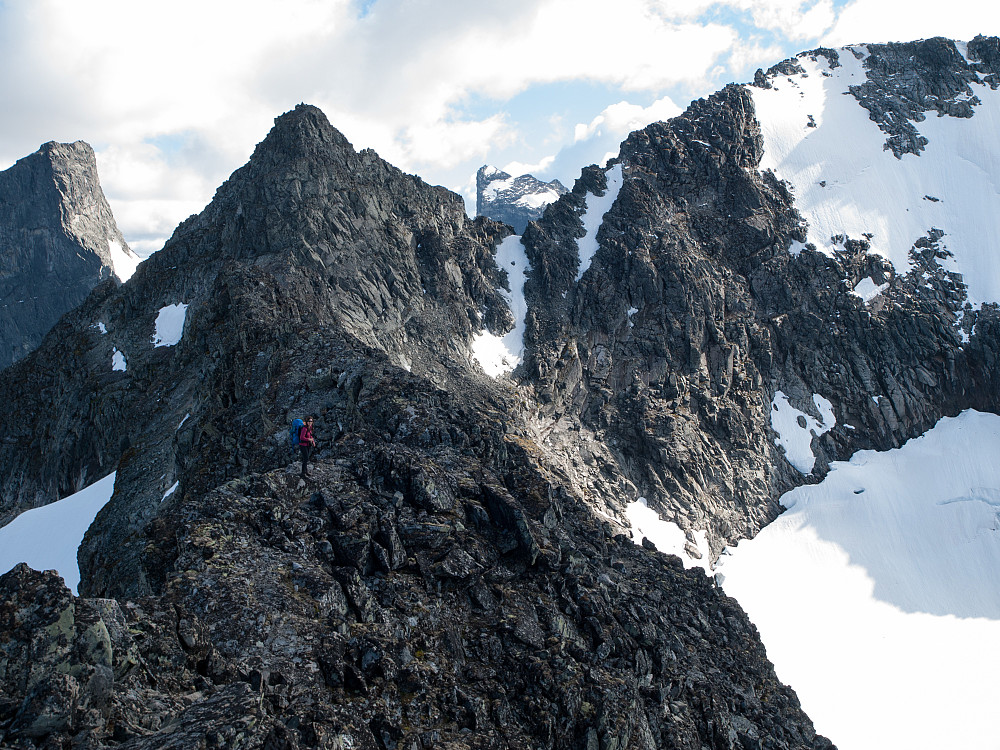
575, 163, 623, 282
108, 238, 140, 282
0, 472, 117, 595
715, 410, 1000, 750
471, 234, 530, 377
152, 302, 189, 347
770, 391, 836, 474
753, 46, 1000, 307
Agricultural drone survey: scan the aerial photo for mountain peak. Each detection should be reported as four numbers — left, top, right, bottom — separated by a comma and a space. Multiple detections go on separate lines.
0, 139, 136, 368
475, 164, 568, 233
251, 102, 355, 164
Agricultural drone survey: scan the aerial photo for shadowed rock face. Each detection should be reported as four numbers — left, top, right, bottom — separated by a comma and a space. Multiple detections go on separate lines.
0, 103, 836, 749
0, 140, 135, 369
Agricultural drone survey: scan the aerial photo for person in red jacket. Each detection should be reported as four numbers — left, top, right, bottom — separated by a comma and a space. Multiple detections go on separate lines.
299, 416, 316, 478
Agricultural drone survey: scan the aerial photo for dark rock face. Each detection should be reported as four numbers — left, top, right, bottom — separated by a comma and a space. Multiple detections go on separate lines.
476, 166, 568, 233
0, 104, 835, 748
0, 394, 832, 748
0, 141, 136, 369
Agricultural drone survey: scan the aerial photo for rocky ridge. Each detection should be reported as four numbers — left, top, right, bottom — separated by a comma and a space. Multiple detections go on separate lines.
0, 140, 137, 369
476, 166, 568, 234
0, 104, 835, 748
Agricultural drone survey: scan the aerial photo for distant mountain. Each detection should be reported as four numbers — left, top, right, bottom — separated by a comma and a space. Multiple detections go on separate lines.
476, 165, 567, 232
0, 140, 139, 369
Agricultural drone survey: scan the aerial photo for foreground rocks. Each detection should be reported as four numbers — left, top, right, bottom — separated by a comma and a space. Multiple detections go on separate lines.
1, 396, 833, 748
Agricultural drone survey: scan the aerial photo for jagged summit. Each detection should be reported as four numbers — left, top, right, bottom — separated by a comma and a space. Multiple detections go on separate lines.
246, 103, 356, 165
476, 164, 568, 233
0, 139, 137, 369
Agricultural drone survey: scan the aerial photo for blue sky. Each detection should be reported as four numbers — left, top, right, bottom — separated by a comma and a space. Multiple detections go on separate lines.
1, 0, 998, 255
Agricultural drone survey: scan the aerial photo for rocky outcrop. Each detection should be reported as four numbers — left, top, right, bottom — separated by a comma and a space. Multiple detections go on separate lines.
0, 367, 832, 748
0, 141, 138, 369
476, 166, 568, 233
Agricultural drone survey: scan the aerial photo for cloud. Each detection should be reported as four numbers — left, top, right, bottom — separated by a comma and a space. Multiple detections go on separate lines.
734, 0, 836, 40
823, 0, 1000, 46
501, 155, 558, 178
573, 96, 684, 143
95, 141, 221, 256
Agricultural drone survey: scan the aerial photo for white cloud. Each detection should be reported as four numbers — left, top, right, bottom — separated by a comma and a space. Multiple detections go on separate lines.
399, 114, 517, 172
823, 0, 1000, 46
735, 0, 836, 40
574, 96, 684, 143
501, 155, 557, 178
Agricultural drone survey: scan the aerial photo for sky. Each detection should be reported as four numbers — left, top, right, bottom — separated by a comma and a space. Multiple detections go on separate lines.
2, 0, 999, 256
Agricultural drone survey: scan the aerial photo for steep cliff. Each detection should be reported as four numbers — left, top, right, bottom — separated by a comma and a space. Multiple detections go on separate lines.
0, 140, 138, 369
513, 39, 1000, 561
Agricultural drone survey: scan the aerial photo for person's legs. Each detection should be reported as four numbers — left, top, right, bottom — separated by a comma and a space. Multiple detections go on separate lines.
299, 445, 312, 477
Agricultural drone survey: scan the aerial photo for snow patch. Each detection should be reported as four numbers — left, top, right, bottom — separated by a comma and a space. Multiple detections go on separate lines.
0, 472, 117, 595
94, 322, 107, 334
472, 235, 529, 377
484, 175, 515, 202
850, 277, 889, 303
152, 303, 189, 347
575, 164, 624, 282
716, 410, 1000, 750
625, 497, 710, 570
515, 188, 562, 210
770, 390, 836, 473
108, 239, 139, 282
161, 481, 179, 502
112, 348, 126, 371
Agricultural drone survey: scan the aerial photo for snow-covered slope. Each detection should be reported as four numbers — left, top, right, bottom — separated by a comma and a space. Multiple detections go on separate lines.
715, 410, 1000, 750
0, 472, 116, 594
471, 234, 530, 376
752, 40, 1000, 307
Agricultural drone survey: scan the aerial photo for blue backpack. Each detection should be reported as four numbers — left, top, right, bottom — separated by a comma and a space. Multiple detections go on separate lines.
289, 418, 304, 448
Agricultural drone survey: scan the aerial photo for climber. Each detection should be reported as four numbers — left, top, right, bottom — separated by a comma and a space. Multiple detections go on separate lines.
299, 416, 316, 478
